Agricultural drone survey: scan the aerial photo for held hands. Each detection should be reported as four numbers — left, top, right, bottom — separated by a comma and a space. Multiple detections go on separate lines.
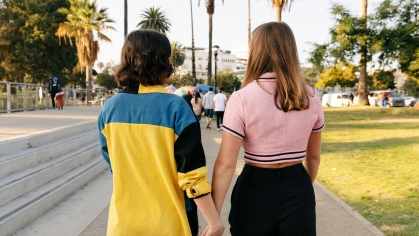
200, 223, 224, 236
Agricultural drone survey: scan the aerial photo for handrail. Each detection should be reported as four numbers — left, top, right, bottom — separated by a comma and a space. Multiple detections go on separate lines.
0, 81, 107, 113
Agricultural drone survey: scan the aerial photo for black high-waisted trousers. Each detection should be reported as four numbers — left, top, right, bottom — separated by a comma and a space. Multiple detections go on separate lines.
229, 163, 316, 236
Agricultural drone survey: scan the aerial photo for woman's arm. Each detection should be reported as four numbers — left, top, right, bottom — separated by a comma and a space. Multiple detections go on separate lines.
304, 131, 322, 183
212, 131, 243, 214
193, 195, 224, 235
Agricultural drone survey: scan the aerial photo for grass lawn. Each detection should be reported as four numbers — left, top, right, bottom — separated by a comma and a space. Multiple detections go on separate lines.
317, 106, 419, 235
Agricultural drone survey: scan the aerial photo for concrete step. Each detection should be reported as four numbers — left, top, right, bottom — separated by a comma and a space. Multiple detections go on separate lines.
0, 155, 107, 236
0, 130, 98, 179
0, 120, 96, 157
13, 170, 112, 236
0, 143, 100, 206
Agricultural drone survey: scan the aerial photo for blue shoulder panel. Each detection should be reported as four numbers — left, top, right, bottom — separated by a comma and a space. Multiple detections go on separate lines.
100, 93, 197, 136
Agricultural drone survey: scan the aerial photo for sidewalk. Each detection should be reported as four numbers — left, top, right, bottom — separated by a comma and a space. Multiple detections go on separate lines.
0, 107, 384, 236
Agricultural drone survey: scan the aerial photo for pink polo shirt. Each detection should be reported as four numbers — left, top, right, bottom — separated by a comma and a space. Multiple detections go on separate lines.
221, 74, 325, 164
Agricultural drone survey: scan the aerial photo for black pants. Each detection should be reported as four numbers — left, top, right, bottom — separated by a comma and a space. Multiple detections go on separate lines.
50, 92, 57, 108
215, 111, 224, 129
229, 163, 316, 236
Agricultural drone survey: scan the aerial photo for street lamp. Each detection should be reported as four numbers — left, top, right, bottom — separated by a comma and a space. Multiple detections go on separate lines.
212, 45, 220, 94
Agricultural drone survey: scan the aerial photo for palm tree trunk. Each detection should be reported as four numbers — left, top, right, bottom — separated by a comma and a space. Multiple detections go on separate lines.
86, 65, 93, 101
207, 13, 213, 86
124, 0, 127, 37
358, 0, 369, 105
190, 0, 197, 85
248, 0, 251, 45
275, 4, 283, 21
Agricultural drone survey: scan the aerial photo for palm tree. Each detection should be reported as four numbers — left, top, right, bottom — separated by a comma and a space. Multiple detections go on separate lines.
358, 0, 369, 105
137, 7, 171, 35
206, 0, 214, 86
124, 0, 127, 37
190, 0, 197, 85
56, 0, 115, 101
270, 0, 296, 21
170, 42, 186, 68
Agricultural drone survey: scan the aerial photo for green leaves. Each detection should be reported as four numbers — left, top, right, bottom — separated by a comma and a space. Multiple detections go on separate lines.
0, 0, 77, 84
137, 7, 171, 35
170, 42, 186, 68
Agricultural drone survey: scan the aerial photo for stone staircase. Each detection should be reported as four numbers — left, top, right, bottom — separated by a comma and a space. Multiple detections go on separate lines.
0, 121, 107, 236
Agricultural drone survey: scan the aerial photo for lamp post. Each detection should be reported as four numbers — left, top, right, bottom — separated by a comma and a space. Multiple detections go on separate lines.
212, 45, 220, 94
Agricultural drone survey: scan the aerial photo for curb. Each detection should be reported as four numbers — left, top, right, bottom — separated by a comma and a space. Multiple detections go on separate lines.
314, 181, 385, 236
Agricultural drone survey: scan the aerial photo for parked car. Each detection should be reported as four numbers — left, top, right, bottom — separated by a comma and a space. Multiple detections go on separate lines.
321, 93, 350, 107
368, 90, 405, 107
403, 96, 416, 107
410, 98, 418, 107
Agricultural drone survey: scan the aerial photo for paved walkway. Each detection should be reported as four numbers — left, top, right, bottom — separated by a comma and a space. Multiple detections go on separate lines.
0, 107, 384, 236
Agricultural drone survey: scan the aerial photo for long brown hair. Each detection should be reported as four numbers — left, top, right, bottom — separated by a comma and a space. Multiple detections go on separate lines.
243, 22, 311, 112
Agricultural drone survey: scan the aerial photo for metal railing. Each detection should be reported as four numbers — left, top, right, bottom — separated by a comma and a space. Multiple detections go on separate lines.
0, 81, 107, 113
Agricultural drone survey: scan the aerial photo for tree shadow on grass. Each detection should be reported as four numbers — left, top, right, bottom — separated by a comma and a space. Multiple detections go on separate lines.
321, 136, 419, 153
326, 122, 419, 131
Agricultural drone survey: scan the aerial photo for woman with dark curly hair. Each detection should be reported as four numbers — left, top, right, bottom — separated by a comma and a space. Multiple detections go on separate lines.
98, 30, 223, 236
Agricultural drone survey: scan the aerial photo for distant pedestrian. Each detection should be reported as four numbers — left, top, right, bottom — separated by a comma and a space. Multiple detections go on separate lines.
48, 77, 61, 109
212, 87, 227, 131
182, 90, 193, 109
349, 93, 354, 106
191, 91, 203, 121
202, 87, 215, 129
198, 89, 204, 99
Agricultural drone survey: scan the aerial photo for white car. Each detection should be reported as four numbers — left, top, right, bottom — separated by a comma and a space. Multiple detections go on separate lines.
404, 96, 416, 106
321, 93, 350, 107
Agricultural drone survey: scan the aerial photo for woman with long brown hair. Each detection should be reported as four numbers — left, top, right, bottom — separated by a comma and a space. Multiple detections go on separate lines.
211, 22, 324, 235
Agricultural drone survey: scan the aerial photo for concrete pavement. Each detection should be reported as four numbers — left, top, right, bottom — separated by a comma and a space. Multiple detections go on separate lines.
0, 107, 384, 236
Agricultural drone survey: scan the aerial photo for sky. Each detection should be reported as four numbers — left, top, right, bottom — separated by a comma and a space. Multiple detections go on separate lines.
95, 0, 383, 67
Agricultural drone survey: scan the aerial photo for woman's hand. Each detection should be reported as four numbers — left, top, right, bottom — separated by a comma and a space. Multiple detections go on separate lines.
200, 223, 224, 236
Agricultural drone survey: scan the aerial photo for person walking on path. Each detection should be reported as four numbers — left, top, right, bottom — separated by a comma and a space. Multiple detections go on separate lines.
212, 87, 227, 131
48, 77, 61, 109
202, 87, 215, 129
183, 90, 193, 109
191, 91, 203, 121
210, 22, 324, 235
97, 30, 223, 236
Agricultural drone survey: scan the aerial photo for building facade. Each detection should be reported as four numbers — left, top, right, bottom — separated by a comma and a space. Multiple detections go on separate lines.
179, 47, 238, 82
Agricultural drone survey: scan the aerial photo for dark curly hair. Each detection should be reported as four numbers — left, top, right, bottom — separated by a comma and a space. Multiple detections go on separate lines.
115, 30, 174, 87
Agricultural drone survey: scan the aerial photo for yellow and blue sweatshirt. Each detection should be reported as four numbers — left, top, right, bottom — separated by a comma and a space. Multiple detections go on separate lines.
98, 85, 211, 236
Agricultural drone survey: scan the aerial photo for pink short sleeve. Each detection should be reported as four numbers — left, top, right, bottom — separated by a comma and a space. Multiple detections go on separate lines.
312, 91, 325, 132
221, 92, 244, 139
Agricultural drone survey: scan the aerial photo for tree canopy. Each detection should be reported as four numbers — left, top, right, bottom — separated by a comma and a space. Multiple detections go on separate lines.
137, 7, 171, 34
0, 0, 77, 84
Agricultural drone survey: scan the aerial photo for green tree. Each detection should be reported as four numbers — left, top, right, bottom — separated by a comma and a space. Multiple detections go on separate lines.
308, 3, 379, 105
269, 0, 297, 22
373, 0, 419, 80
56, 0, 115, 100
369, 70, 395, 90
170, 42, 186, 68
402, 78, 418, 96
212, 70, 241, 93
316, 63, 357, 107
0, 0, 77, 83
137, 7, 171, 34
95, 62, 117, 90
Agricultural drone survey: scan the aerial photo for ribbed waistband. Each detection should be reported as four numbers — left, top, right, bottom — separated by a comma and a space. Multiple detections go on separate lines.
242, 163, 306, 178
